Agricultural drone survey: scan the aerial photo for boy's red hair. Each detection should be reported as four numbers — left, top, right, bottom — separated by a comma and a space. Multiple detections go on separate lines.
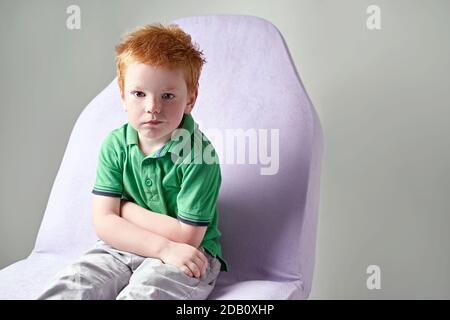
115, 23, 206, 96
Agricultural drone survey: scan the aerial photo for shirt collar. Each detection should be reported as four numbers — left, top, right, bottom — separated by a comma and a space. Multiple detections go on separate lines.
126, 113, 196, 157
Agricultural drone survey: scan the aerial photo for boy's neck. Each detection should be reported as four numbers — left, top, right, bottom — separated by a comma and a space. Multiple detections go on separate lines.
138, 132, 171, 156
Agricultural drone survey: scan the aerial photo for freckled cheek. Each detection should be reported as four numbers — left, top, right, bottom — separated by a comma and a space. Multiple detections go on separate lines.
127, 103, 145, 113
126, 109, 145, 123
165, 113, 182, 126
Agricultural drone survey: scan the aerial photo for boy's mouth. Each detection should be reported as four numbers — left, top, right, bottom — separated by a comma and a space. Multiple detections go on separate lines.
143, 120, 163, 125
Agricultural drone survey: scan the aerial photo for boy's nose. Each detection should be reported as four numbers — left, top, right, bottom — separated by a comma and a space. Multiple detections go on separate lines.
144, 103, 160, 113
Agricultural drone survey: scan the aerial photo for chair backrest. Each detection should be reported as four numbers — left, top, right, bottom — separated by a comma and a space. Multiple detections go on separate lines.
33, 15, 323, 295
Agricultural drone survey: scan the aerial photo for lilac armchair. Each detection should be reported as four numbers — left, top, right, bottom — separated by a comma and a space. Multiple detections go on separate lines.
0, 15, 323, 299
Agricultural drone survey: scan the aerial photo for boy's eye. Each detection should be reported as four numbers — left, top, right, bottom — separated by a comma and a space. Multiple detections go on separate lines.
132, 91, 145, 98
162, 93, 175, 100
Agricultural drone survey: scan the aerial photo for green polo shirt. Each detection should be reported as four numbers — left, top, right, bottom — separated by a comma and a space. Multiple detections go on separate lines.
92, 113, 228, 272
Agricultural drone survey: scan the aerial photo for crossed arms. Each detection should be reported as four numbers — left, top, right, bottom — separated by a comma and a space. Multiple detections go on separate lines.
92, 195, 208, 278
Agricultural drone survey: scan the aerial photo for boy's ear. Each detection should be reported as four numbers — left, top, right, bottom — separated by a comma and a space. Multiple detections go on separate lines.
185, 86, 198, 114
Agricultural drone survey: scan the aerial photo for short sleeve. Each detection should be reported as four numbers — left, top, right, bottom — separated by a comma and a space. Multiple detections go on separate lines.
176, 162, 222, 226
92, 134, 124, 197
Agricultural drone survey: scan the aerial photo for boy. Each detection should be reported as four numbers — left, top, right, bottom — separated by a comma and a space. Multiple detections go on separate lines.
37, 23, 228, 300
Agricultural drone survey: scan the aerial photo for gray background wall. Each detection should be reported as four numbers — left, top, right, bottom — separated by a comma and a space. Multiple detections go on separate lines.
1, 0, 449, 299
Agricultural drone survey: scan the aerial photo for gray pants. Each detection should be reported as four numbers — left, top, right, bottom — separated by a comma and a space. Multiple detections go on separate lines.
36, 240, 221, 300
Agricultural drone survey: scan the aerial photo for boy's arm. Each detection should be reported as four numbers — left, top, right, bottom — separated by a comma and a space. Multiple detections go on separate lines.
93, 195, 208, 278
92, 194, 172, 258
120, 200, 207, 248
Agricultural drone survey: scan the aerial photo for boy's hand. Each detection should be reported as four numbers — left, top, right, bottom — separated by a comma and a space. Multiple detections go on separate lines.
160, 241, 208, 278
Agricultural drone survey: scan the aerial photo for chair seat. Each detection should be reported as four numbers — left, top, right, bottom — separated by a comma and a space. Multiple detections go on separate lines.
210, 277, 305, 300
0, 253, 75, 300
0, 254, 304, 300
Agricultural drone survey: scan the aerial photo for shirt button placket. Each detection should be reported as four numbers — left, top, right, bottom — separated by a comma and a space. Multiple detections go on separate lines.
144, 159, 158, 202
142, 159, 152, 193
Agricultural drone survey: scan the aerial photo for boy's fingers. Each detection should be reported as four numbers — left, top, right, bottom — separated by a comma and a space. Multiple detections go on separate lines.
192, 256, 206, 277
196, 252, 208, 276
198, 250, 208, 268
186, 261, 201, 278
180, 265, 193, 278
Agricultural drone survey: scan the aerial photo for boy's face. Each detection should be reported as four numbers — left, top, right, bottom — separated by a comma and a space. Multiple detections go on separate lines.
120, 62, 197, 150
